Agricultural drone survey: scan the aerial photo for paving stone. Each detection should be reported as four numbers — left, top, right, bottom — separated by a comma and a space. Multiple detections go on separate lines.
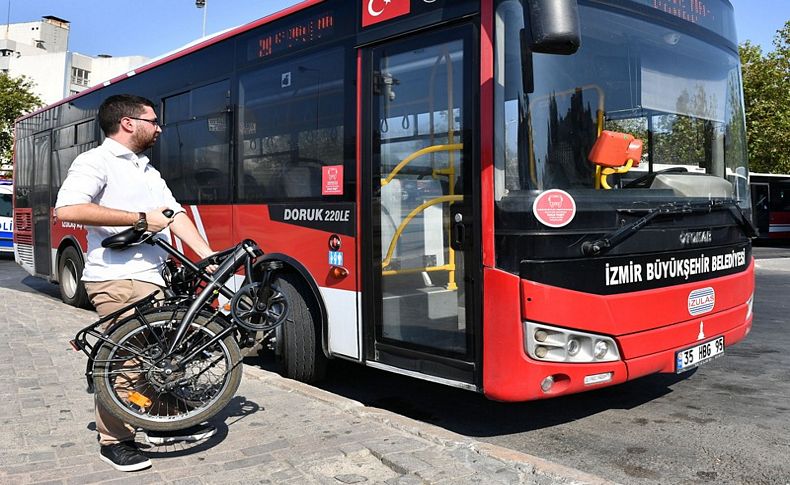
0, 260, 598, 485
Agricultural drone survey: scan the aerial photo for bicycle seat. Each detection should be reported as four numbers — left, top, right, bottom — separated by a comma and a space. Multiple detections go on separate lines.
102, 209, 174, 249
102, 228, 153, 249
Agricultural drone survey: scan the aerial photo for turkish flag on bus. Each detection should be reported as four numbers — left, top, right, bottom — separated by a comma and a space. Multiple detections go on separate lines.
362, 0, 411, 27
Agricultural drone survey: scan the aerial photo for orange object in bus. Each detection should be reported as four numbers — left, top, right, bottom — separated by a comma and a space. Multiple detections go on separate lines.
588, 130, 642, 168
589, 131, 644, 189
128, 391, 152, 409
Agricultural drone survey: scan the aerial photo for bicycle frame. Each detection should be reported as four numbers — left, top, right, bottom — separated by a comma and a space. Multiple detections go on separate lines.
72, 236, 271, 385
155, 237, 262, 356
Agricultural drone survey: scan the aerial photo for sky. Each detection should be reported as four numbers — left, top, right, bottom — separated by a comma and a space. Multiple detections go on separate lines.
3, 0, 788, 59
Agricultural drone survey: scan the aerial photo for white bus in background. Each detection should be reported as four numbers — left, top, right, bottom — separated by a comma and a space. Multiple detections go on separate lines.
0, 180, 12, 254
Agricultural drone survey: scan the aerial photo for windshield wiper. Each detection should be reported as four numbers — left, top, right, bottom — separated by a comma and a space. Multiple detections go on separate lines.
717, 199, 759, 239
580, 200, 757, 257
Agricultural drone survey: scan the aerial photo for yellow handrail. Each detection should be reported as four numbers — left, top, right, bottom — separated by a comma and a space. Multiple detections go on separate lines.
381, 143, 464, 187
381, 194, 463, 270
599, 159, 635, 189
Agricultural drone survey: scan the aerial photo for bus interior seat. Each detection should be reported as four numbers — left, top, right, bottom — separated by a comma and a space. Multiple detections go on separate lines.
282, 166, 315, 198
193, 168, 226, 203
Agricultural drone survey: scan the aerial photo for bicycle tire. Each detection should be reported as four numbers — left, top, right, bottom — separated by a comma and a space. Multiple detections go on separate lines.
93, 309, 242, 431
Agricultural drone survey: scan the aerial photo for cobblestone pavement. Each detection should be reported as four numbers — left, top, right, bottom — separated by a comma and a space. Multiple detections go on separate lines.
0, 258, 609, 485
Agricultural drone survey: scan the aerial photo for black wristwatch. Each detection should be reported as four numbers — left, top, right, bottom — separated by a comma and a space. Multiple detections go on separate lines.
133, 212, 147, 232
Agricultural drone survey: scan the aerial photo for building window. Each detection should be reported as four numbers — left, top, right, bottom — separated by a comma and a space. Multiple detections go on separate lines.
71, 67, 90, 87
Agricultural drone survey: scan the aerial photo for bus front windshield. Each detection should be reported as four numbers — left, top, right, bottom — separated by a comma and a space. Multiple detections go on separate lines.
494, 0, 748, 210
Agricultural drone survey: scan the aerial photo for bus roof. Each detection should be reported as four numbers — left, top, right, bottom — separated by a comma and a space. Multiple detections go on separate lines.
16, 0, 322, 123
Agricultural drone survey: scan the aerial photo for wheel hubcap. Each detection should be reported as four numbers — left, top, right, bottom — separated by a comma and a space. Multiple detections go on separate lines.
61, 260, 78, 298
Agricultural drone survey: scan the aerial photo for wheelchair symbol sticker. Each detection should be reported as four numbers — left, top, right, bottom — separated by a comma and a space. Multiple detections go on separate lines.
329, 251, 344, 266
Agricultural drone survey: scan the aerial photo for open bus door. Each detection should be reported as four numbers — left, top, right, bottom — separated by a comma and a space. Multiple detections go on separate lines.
751, 183, 770, 238
361, 23, 480, 388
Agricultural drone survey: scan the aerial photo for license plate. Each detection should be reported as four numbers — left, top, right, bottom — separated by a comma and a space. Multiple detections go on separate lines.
676, 336, 725, 373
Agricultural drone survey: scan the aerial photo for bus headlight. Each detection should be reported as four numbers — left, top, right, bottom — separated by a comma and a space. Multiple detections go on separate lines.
593, 340, 609, 360
567, 338, 581, 356
525, 322, 620, 363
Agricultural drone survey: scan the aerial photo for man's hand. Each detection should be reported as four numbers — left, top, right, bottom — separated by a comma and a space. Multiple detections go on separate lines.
196, 248, 219, 274
145, 206, 175, 233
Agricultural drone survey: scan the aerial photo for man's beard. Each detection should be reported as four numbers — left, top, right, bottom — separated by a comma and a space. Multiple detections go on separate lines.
131, 131, 157, 153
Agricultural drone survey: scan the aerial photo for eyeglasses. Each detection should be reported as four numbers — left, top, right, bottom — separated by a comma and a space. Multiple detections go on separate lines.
126, 117, 160, 126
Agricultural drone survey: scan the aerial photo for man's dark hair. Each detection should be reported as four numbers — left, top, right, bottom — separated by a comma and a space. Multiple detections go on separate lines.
98, 94, 156, 136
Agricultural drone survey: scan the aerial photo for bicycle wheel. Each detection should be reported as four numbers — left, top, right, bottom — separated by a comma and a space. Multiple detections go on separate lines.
93, 309, 242, 431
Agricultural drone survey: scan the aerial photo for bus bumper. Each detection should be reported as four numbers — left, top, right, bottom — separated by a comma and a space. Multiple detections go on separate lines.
482, 265, 754, 402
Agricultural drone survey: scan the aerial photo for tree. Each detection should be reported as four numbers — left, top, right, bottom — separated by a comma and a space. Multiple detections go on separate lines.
0, 74, 41, 178
740, 21, 790, 174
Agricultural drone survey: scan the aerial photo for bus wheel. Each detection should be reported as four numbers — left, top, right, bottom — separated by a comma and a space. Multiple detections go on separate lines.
276, 273, 327, 383
58, 246, 90, 308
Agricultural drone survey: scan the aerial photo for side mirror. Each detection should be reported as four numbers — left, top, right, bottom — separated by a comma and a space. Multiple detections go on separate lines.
524, 0, 581, 55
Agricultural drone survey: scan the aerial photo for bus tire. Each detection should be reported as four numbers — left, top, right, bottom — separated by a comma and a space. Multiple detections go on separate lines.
277, 273, 327, 383
58, 246, 90, 309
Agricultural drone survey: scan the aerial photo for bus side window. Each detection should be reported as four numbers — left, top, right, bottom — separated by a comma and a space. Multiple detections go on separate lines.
237, 47, 348, 202
159, 81, 232, 205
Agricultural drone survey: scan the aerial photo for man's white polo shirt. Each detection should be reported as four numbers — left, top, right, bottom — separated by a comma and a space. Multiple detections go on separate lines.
55, 138, 184, 286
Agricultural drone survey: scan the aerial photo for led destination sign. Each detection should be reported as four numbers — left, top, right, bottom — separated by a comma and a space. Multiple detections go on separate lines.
648, 0, 716, 25
247, 11, 335, 61
628, 0, 735, 40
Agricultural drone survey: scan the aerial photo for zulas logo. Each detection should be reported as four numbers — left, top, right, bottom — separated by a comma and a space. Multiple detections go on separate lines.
688, 287, 715, 316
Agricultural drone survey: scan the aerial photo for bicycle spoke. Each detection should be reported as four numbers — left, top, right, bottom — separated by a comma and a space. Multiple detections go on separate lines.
97, 309, 240, 426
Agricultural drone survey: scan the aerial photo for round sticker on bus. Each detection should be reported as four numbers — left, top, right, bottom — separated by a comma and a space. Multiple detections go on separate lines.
532, 189, 576, 228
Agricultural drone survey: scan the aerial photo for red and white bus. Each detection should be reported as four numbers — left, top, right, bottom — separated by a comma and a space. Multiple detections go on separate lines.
750, 173, 790, 242
12, 0, 755, 401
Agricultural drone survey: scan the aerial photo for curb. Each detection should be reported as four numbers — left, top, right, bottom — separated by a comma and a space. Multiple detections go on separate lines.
242, 366, 616, 485
754, 257, 790, 272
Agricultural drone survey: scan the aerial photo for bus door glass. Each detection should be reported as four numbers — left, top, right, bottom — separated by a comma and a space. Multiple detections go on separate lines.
751, 183, 770, 236
32, 132, 52, 276
364, 25, 477, 383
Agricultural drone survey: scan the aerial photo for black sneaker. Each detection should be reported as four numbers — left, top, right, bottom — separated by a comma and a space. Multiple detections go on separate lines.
144, 424, 217, 445
99, 441, 152, 472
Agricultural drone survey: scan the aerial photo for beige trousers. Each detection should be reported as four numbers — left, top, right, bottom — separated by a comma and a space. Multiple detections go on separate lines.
84, 279, 162, 446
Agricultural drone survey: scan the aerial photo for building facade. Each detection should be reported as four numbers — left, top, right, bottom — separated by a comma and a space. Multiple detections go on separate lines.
0, 16, 148, 105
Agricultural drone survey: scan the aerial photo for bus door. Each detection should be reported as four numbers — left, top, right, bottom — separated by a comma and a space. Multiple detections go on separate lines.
362, 24, 479, 387
32, 131, 53, 276
751, 183, 770, 236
